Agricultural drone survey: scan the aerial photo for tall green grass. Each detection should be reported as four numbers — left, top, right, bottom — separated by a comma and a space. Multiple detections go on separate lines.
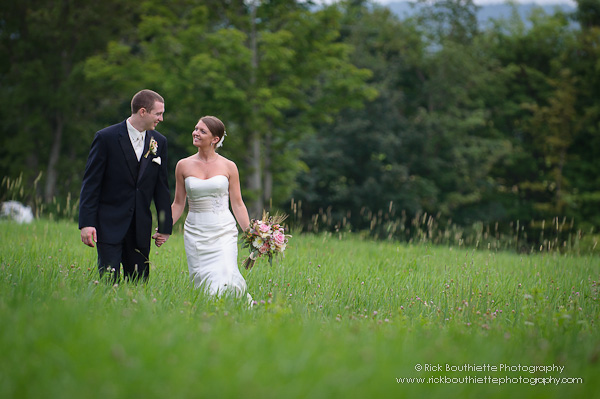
3, 173, 599, 253
289, 199, 599, 255
1, 220, 599, 398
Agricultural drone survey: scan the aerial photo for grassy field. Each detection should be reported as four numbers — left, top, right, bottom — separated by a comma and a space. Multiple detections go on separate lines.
1, 220, 599, 398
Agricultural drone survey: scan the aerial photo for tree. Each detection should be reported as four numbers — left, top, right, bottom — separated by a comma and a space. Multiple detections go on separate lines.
573, 0, 600, 29
413, 0, 480, 44
564, 2, 600, 227
0, 0, 139, 203
522, 70, 580, 214
84, 0, 376, 217
239, 0, 377, 216
483, 7, 580, 222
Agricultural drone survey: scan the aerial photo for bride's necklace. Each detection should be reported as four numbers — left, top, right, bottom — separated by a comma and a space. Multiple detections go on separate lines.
197, 152, 219, 164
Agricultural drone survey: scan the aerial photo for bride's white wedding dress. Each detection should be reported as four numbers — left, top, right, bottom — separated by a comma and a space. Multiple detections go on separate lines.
183, 175, 250, 300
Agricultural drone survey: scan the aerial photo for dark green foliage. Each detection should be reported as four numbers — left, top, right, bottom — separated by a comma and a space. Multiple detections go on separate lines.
0, 0, 140, 202
1, 0, 599, 245
293, 0, 600, 243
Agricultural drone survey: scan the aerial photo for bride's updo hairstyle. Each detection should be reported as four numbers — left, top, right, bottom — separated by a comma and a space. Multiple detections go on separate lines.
201, 116, 226, 148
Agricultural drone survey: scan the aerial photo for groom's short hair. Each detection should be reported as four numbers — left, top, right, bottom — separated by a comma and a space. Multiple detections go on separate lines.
131, 89, 164, 114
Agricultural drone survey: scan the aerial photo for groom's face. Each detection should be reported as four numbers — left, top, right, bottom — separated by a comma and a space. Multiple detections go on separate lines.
141, 101, 164, 131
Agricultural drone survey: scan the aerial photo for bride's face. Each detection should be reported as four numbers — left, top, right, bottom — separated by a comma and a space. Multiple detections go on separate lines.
192, 120, 217, 148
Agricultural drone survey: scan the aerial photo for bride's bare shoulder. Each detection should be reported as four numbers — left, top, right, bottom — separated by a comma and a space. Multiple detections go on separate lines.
175, 155, 196, 174
177, 155, 197, 165
219, 155, 239, 170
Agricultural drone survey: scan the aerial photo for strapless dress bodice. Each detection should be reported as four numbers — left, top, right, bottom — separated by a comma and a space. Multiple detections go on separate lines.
185, 175, 229, 214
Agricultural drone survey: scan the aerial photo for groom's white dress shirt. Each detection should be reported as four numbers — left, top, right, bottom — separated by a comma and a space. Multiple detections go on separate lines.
126, 118, 146, 161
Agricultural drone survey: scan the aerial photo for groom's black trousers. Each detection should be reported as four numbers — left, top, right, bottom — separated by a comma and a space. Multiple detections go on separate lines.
96, 217, 150, 284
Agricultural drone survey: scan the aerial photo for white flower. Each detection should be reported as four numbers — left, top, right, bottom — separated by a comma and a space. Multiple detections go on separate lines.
252, 237, 264, 249
216, 131, 227, 148
152, 157, 161, 165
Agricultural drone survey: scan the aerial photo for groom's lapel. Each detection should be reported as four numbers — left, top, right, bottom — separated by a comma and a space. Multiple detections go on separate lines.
117, 123, 139, 182
137, 132, 152, 183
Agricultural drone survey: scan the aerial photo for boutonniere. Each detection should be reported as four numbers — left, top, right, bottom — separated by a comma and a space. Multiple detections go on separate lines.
144, 137, 158, 158
152, 157, 161, 165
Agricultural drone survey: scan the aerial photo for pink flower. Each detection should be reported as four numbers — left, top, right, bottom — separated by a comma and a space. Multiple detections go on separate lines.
259, 244, 270, 254
257, 222, 272, 238
273, 230, 286, 245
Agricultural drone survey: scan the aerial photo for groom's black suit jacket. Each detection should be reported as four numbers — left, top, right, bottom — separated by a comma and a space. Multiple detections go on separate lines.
79, 120, 173, 248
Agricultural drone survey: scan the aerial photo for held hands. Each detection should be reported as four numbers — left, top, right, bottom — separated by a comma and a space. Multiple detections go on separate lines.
152, 227, 170, 247
81, 226, 97, 248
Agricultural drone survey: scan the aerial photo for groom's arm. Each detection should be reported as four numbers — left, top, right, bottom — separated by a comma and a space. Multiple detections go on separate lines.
79, 131, 107, 246
153, 135, 173, 236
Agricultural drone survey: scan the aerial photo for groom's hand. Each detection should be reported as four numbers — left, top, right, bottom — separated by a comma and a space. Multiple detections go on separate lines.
152, 229, 170, 247
81, 226, 97, 248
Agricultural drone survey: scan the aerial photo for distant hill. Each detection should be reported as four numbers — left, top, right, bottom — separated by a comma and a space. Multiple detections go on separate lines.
383, 1, 576, 25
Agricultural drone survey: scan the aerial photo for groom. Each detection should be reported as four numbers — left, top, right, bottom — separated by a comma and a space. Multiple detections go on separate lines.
79, 89, 173, 283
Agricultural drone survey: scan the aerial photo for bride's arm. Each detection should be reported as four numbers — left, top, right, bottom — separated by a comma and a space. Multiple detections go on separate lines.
171, 160, 187, 225
228, 161, 250, 232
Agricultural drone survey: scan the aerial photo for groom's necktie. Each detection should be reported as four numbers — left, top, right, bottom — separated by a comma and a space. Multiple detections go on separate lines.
135, 135, 144, 161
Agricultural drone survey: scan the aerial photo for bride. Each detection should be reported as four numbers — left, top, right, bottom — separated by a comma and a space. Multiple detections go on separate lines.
169, 115, 252, 300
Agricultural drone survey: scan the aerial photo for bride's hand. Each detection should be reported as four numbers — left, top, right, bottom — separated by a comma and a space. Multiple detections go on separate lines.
152, 227, 170, 247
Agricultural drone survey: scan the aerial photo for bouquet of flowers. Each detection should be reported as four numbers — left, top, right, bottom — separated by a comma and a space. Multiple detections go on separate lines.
241, 211, 291, 270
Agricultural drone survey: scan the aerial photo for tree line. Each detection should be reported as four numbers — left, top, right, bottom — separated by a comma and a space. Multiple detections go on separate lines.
1, 0, 599, 244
